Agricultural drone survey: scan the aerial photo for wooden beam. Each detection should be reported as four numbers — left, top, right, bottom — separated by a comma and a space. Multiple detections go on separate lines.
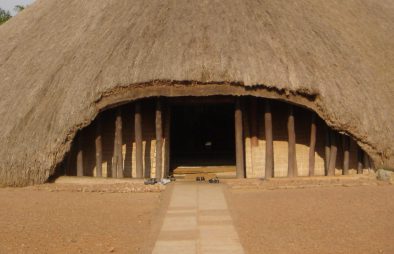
76, 133, 84, 177
155, 99, 163, 180
324, 125, 331, 175
308, 112, 317, 176
264, 100, 274, 179
115, 108, 123, 178
342, 135, 350, 175
235, 98, 245, 178
328, 130, 337, 176
357, 146, 364, 174
164, 104, 171, 178
135, 101, 143, 178
95, 116, 103, 177
287, 105, 297, 177
170, 96, 235, 105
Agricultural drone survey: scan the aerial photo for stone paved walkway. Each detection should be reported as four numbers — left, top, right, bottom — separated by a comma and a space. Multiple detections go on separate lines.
152, 183, 244, 254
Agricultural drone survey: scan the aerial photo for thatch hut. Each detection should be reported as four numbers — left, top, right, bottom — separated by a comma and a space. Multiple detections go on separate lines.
0, 0, 393, 186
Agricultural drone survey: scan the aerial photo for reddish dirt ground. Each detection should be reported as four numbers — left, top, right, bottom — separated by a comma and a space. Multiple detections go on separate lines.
0, 188, 162, 254
1, 183, 393, 254
226, 185, 394, 254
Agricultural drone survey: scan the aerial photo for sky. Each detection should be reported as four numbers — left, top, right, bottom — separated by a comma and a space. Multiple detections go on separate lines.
0, 0, 35, 15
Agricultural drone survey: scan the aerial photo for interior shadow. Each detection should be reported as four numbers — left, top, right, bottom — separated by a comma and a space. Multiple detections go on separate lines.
170, 102, 236, 171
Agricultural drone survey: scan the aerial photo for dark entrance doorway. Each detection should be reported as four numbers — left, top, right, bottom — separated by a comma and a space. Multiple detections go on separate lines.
170, 101, 236, 173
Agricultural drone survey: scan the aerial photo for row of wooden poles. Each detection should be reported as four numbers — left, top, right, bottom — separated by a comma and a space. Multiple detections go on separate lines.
73, 97, 369, 179
234, 98, 368, 178
74, 99, 167, 179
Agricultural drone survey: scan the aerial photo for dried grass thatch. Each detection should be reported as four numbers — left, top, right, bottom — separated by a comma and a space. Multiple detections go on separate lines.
0, 0, 393, 186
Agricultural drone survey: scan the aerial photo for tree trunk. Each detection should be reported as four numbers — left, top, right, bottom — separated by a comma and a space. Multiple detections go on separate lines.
264, 100, 274, 179
287, 105, 297, 177
309, 112, 316, 176
328, 131, 337, 176
95, 116, 103, 177
235, 98, 245, 178
135, 101, 143, 178
342, 135, 350, 175
155, 99, 163, 180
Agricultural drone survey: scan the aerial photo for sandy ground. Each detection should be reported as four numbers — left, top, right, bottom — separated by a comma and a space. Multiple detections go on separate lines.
0, 187, 162, 254
226, 185, 394, 254
1, 181, 393, 254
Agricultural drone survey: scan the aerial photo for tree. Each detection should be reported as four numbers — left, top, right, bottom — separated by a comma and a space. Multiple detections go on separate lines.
0, 8, 11, 25
14, 5, 25, 13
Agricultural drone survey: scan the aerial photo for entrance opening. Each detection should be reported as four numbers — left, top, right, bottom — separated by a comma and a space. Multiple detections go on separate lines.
56, 95, 372, 181
170, 101, 236, 175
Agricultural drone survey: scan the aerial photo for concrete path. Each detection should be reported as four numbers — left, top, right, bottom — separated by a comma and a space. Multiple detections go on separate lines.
152, 183, 244, 254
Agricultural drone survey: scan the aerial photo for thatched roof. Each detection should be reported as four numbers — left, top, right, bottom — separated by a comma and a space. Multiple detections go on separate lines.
0, 0, 393, 186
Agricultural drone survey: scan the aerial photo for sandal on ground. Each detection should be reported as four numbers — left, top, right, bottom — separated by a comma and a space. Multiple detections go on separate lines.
208, 177, 220, 184
144, 178, 157, 185
196, 176, 206, 182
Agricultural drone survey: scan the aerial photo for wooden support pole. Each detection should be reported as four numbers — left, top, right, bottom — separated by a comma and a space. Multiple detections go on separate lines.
112, 110, 120, 178
112, 119, 117, 177
287, 105, 297, 177
309, 112, 317, 176
65, 150, 72, 176
155, 99, 163, 180
264, 100, 274, 179
76, 133, 84, 177
164, 104, 171, 178
235, 98, 245, 178
363, 151, 370, 170
328, 130, 337, 176
112, 125, 117, 178
95, 116, 103, 177
115, 108, 123, 178
357, 146, 364, 174
342, 135, 350, 175
324, 125, 331, 175
135, 101, 143, 178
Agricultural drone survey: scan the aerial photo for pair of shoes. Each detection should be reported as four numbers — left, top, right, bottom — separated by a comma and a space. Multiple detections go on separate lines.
208, 177, 220, 184
196, 176, 205, 182
144, 178, 157, 185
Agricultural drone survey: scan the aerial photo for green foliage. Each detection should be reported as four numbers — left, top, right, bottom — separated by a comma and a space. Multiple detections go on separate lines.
0, 8, 12, 25
14, 5, 25, 13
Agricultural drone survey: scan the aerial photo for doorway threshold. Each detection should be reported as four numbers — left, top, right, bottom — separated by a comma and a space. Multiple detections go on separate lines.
172, 166, 236, 180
